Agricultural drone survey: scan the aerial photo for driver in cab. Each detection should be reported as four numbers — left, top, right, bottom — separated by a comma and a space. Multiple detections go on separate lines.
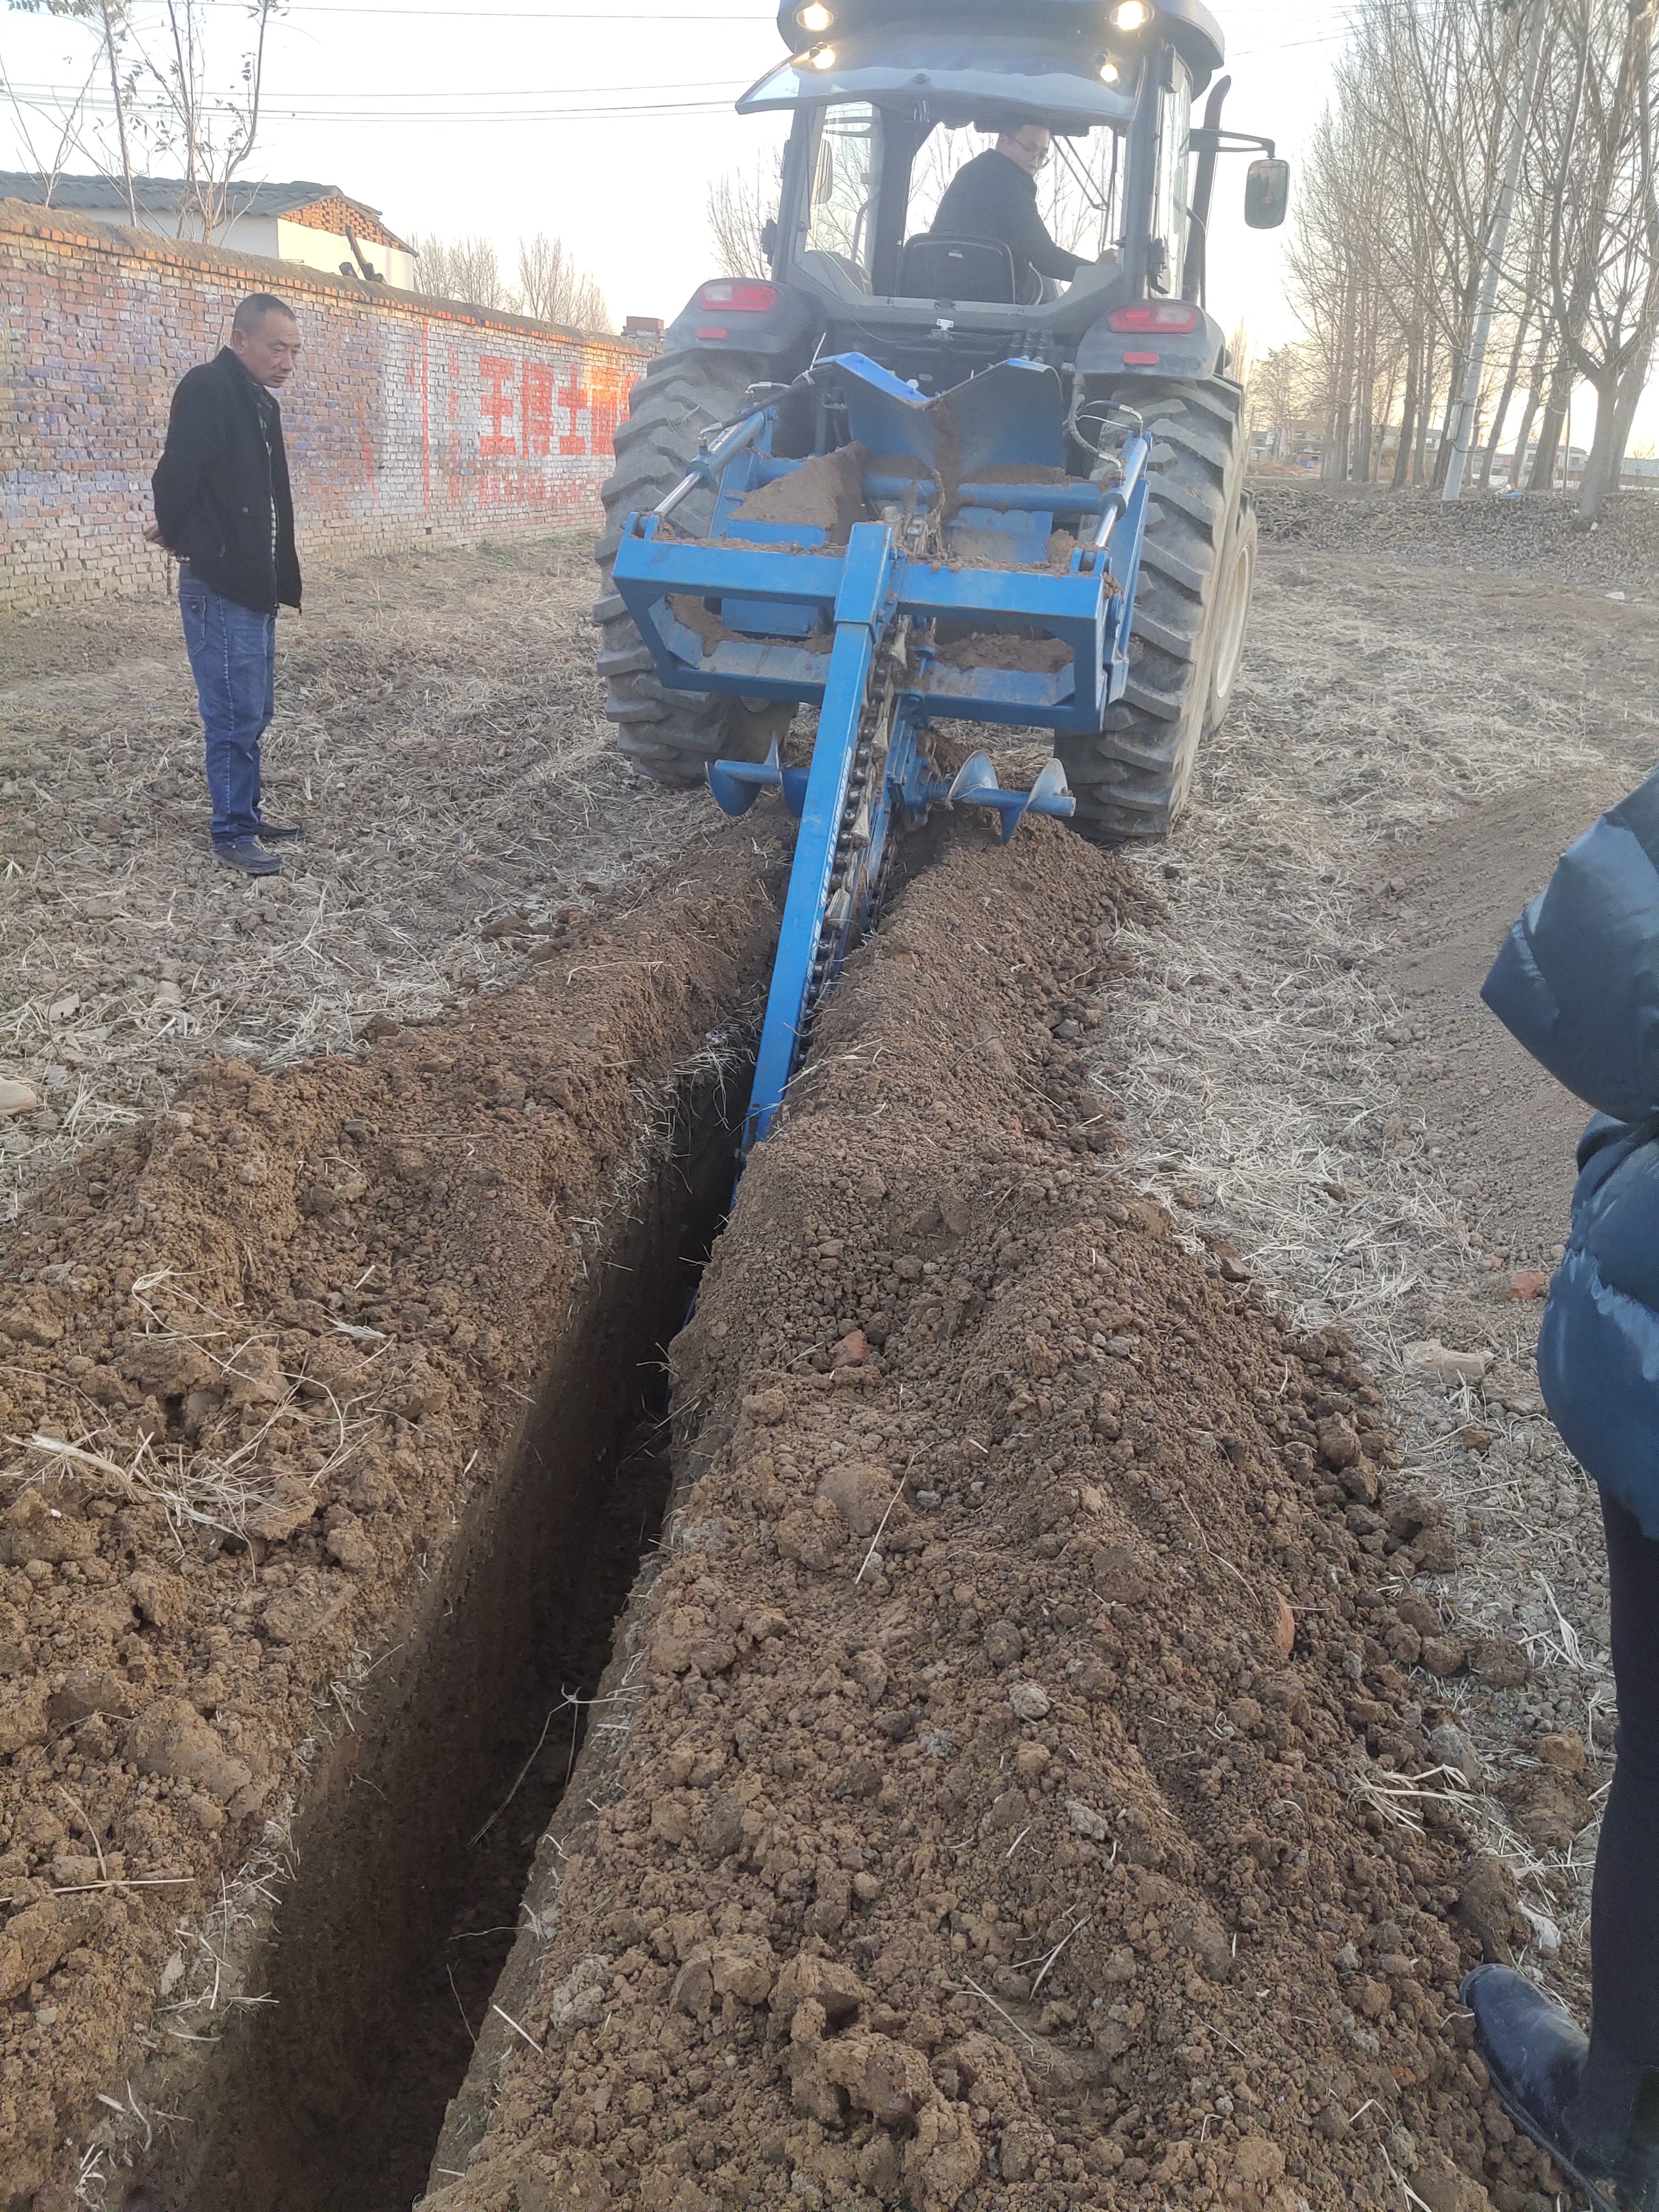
928, 123, 1109, 296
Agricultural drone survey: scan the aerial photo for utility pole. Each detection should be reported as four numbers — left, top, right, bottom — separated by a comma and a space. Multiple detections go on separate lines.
1443, 0, 1551, 500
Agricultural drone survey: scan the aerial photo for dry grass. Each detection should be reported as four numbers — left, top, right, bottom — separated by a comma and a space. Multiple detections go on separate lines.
1087, 555, 1639, 1992
1095, 571, 1606, 1328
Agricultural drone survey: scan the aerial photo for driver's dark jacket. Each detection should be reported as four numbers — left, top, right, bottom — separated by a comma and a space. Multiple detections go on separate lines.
928, 149, 1084, 287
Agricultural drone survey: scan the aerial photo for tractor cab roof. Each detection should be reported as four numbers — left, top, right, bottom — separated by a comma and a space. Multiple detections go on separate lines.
763, 0, 1224, 96
739, 27, 1142, 127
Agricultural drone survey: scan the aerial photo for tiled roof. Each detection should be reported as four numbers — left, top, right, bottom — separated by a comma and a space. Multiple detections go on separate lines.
0, 174, 412, 252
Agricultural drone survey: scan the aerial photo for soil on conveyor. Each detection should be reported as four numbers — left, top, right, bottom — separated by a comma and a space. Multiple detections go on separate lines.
420, 821, 1541, 2212
734, 448, 875, 543
0, 831, 782, 2209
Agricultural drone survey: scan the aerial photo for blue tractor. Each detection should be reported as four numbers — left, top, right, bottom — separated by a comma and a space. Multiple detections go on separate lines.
595, 0, 1287, 1142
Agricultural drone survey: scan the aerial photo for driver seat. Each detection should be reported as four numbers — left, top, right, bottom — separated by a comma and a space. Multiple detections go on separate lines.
899, 236, 1017, 303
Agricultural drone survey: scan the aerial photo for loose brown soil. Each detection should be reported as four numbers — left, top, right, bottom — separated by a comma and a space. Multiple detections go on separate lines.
735, 450, 875, 544
0, 831, 781, 2206
7, 477, 1647, 2212
419, 821, 1537, 2212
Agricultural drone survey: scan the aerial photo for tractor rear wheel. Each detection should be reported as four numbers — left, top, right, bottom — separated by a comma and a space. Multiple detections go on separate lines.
593, 347, 785, 786
1056, 375, 1251, 842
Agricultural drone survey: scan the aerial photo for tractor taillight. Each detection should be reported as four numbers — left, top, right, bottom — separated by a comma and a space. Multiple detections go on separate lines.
1107, 302, 1202, 333
698, 281, 779, 314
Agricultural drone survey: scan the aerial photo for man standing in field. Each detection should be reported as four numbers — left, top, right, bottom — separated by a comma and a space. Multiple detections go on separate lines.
149, 293, 305, 878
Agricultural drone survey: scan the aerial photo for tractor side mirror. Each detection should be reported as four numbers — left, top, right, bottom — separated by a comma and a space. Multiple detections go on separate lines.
1244, 158, 1290, 229
760, 217, 780, 262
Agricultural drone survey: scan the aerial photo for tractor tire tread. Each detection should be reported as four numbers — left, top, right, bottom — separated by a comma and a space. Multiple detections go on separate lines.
594, 349, 764, 782
1138, 536, 1207, 594
1146, 474, 1223, 528
1058, 374, 1248, 844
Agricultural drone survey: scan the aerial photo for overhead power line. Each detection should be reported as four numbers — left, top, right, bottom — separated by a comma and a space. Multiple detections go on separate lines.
0, 85, 741, 123
1, 75, 748, 101
196, 2, 771, 14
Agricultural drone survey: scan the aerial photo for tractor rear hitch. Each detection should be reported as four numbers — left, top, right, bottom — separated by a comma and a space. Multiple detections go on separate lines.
610, 352, 1151, 1151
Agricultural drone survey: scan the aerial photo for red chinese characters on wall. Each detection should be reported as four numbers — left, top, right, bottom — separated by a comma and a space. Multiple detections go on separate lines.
522, 362, 556, 458
479, 354, 518, 457
469, 347, 631, 471
586, 362, 629, 463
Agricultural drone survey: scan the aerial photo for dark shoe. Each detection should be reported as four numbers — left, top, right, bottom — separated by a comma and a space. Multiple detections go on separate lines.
1462, 1966, 1659, 2210
213, 838, 280, 877
255, 820, 305, 843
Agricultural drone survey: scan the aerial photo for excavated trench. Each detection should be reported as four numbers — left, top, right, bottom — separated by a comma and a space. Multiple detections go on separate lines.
0, 836, 784, 2211
167, 1065, 740, 2212
0, 820, 1537, 2212
407, 820, 1537, 2212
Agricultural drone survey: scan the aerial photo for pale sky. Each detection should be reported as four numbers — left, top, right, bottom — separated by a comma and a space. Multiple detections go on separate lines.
0, 0, 1642, 451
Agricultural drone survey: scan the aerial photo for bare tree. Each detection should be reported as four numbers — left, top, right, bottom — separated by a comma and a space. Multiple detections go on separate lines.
1244, 341, 1321, 463
409, 232, 611, 328
4, 0, 135, 221
707, 152, 781, 278
5, 0, 275, 239
134, 0, 278, 240
515, 232, 609, 330
1287, 0, 1659, 517
0, 41, 98, 207
1535, 0, 1659, 520
411, 234, 509, 310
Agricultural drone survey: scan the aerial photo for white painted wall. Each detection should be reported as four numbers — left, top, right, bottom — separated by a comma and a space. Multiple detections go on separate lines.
274, 218, 416, 290
30, 196, 414, 292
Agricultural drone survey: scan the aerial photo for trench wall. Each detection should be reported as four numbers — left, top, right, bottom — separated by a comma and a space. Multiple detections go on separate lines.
0, 200, 652, 614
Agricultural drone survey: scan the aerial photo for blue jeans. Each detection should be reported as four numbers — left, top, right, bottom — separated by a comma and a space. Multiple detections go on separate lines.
179, 570, 275, 845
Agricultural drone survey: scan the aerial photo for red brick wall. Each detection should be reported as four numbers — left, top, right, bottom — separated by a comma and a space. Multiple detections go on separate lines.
0, 201, 653, 614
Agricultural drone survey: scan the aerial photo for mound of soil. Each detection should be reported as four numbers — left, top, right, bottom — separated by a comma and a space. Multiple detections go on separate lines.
930, 633, 1073, 675
422, 825, 1541, 2212
0, 834, 779, 2205
735, 449, 874, 544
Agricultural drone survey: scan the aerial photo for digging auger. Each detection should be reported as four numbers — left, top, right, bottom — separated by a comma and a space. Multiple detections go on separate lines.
611, 352, 1150, 1147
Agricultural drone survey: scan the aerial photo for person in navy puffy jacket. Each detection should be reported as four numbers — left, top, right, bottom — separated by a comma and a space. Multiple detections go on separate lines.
1465, 768, 1659, 2211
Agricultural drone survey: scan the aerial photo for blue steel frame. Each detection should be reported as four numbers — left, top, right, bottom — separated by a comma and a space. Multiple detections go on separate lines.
612, 456, 1150, 735
609, 394, 1151, 1147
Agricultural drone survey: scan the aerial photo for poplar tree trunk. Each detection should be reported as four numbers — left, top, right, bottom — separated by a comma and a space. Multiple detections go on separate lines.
1391, 349, 1417, 488
1528, 360, 1572, 491
1506, 386, 1540, 489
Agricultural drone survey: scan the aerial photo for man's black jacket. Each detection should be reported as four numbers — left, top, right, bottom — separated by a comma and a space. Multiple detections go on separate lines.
152, 348, 301, 614
930, 149, 1085, 290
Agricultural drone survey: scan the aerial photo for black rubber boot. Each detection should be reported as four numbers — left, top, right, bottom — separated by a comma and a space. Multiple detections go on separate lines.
1462, 1966, 1659, 2211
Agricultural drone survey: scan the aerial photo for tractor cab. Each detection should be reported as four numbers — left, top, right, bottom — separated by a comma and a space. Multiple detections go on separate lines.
664, 0, 1286, 394
596, 0, 1280, 859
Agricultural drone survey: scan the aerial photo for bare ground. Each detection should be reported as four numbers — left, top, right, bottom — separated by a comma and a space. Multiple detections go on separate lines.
1098, 510, 1659, 2025
0, 535, 706, 1219
2, 503, 1655, 2209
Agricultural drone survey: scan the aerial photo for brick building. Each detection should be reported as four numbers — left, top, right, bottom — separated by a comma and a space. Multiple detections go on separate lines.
0, 174, 419, 289
0, 201, 655, 615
